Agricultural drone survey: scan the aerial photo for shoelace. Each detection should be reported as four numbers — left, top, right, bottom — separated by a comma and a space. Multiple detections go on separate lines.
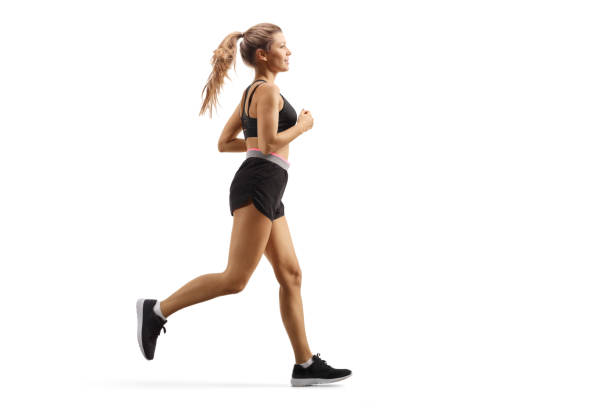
313, 352, 327, 366
153, 316, 167, 336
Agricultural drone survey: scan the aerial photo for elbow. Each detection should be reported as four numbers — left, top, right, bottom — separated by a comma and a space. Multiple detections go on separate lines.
260, 145, 274, 155
218, 142, 224, 153
259, 138, 275, 155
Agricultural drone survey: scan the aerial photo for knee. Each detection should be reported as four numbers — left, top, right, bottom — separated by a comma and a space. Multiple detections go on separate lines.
225, 279, 248, 294
277, 265, 302, 289
222, 271, 250, 294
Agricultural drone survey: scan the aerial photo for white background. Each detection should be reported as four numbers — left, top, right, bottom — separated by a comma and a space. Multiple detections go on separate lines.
1, 0, 610, 406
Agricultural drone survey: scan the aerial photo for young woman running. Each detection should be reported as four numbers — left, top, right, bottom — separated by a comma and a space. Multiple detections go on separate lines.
136, 23, 352, 387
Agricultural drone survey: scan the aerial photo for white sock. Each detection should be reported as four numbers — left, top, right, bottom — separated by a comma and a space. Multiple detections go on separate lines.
299, 356, 314, 368
153, 300, 167, 320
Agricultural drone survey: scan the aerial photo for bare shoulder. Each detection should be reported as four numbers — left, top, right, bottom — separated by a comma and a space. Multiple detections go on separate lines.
259, 82, 280, 95
257, 82, 281, 103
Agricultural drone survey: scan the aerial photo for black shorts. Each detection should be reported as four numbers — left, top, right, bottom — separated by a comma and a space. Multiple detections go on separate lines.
229, 149, 290, 222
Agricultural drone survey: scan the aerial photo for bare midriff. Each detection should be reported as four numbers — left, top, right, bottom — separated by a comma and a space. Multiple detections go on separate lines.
246, 138, 289, 162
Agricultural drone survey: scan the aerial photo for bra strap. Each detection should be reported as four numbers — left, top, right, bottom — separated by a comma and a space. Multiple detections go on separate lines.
242, 79, 266, 118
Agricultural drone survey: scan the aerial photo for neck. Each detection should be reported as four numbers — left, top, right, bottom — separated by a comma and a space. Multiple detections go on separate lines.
253, 70, 277, 84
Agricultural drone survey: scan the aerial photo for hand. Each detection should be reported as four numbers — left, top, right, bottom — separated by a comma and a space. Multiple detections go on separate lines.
297, 109, 314, 133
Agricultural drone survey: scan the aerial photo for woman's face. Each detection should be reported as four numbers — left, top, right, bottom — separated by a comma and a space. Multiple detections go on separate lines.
262, 32, 291, 72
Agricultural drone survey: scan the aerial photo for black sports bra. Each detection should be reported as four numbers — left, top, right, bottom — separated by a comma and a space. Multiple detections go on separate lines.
240, 79, 298, 139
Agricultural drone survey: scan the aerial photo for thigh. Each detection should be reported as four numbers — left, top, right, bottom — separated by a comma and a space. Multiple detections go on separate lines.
264, 215, 302, 287
225, 201, 273, 285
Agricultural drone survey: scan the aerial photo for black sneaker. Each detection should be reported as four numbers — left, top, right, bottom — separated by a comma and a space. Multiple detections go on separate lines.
136, 298, 167, 360
291, 353, 352, 386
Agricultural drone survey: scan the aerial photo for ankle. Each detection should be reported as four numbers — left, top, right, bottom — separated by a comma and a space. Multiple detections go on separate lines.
296, 353, 313, 365
159, 300, 171, 318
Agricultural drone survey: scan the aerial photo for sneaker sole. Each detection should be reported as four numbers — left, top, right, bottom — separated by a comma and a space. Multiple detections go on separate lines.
136, 298, 148, 360
290, 373, 352, 387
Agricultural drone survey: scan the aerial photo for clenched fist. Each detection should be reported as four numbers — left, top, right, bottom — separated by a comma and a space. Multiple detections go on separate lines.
297, 109, 314, 133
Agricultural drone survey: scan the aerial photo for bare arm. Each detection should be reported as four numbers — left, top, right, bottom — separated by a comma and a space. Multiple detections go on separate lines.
217, 103, 247, 153
220, 138, 246, 152
256, 85, 303, 154
267, 123, 304, 153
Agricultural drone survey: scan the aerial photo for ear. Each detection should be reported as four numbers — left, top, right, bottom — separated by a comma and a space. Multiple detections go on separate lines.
256, 48, 268, 62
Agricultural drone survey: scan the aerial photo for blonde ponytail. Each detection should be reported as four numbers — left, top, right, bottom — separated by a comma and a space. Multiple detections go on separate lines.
199, 23, 282, 119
